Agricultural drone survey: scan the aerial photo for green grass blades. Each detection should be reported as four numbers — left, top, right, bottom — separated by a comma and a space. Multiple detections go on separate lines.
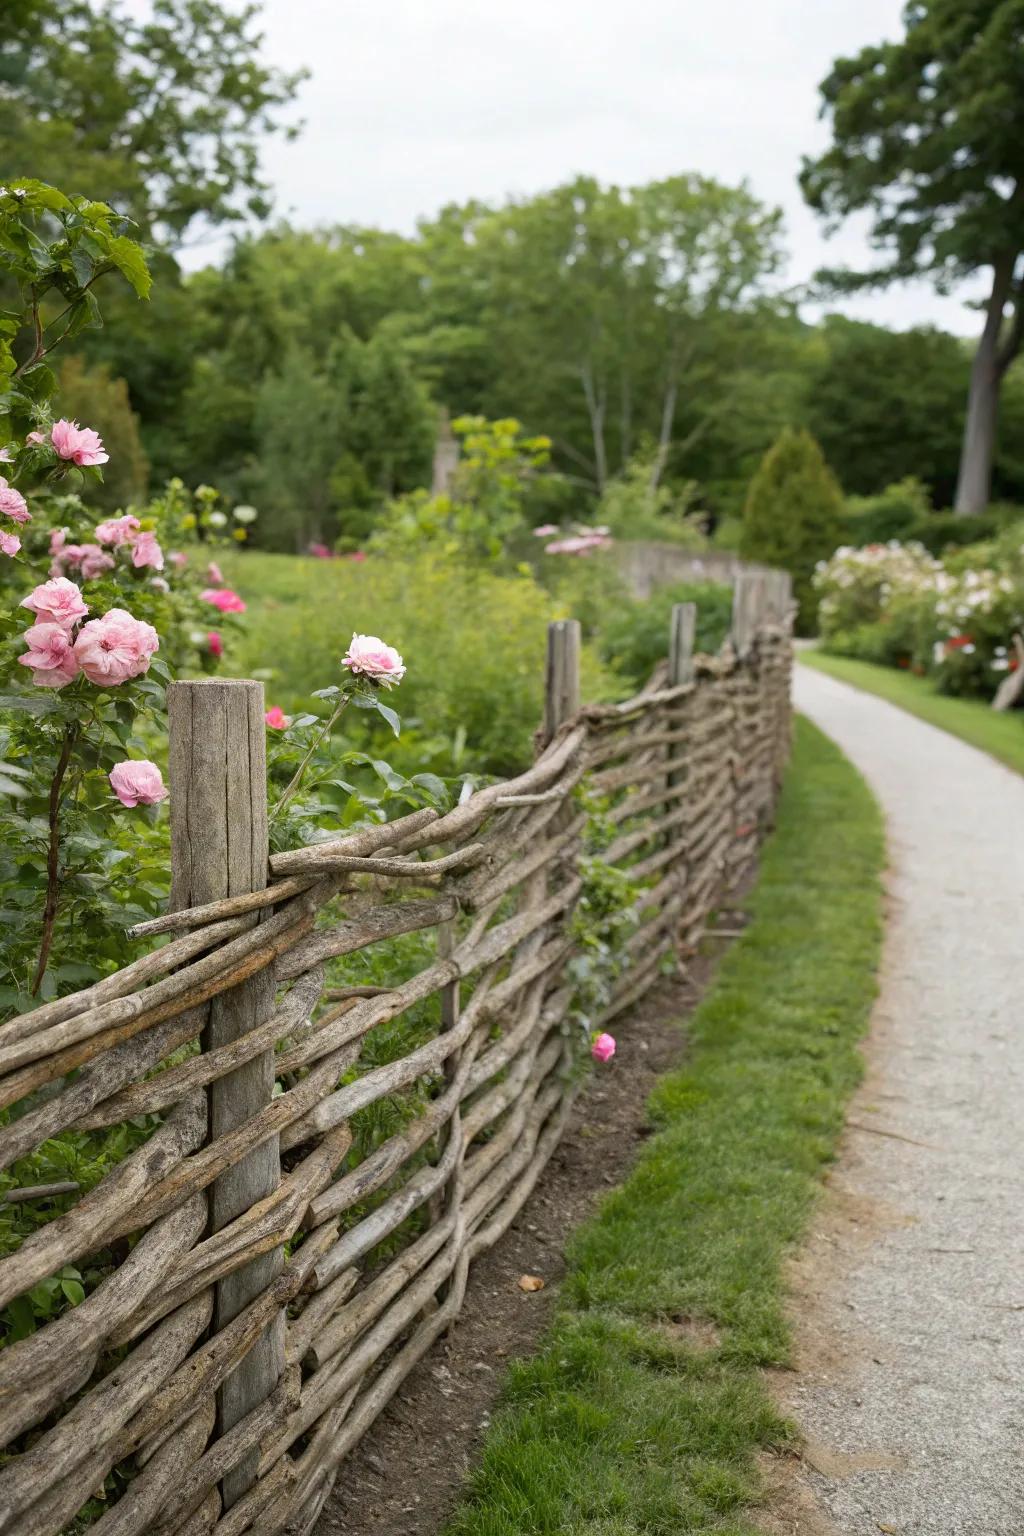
798, 650, 1024, 777
445, 718, 884, 1535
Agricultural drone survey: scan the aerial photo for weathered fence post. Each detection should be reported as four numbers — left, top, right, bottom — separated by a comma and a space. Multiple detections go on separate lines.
543, 619, 581, 745
668, 601, 696, 689
168, 678, 283, 1509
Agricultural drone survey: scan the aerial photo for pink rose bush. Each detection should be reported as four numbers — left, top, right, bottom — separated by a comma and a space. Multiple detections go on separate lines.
342, 633, 406, 687
591, 1032, 616, 1064
50, 419, 109, 467
201, 587, 246, 614
109, 760, 167, 808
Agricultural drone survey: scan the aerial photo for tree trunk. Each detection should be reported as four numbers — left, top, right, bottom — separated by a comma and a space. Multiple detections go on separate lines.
650, 377, 678, 491
579, 361, 607, 493
954, 257, 1015, 515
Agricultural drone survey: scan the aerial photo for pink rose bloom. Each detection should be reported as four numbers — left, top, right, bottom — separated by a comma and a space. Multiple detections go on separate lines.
168, 550, 188, 570
25, 431, 46, 446
73, 607, 159, 686
95, 514, 141, 547
131, 530, 164, 571
109, 759, 167, 808
206, 560, 224, 585
591, 1032, 616, 1064
18, 622, 80, 689
308, 542, 332, 559
51, 418, 109, 467
342, 633, 405, 688
207, 630, 224, 658
50, 527, 68, 556
0, 529, 21, 558
21, 576, 89, 630
347, 550, 367, 563
0, 448, 13, 463
75, 543, 116, 580
0, 479, 30, 523
533, 524, 558, 537
265, 705, 288, 729
200, 587, 246, 613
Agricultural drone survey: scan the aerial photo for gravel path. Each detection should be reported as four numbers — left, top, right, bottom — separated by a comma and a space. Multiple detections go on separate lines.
780, 665, 1024, 1536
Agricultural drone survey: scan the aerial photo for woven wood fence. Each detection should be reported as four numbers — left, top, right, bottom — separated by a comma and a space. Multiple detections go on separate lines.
0, 571, 792, 1536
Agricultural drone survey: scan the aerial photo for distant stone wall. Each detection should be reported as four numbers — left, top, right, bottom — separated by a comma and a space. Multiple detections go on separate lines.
615, 541, 774, 599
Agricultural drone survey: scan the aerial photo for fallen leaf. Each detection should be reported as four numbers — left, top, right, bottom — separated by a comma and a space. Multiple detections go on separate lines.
877, 1524, 899, 1533
517, 1273, 545, 1293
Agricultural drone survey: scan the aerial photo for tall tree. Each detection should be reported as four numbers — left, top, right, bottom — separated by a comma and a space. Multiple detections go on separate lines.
0, 0, 304, 247
801, 0, 1024, 513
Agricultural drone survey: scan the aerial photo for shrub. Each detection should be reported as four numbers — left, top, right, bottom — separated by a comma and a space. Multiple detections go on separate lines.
740, 427, 844, 631
597, 580, 733, 688
595, 451, 707, 547
54, 357, 149, 512
841, 476, 930, 546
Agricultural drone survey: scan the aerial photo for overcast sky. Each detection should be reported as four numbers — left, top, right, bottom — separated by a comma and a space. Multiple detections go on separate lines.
192, 0, 985, 338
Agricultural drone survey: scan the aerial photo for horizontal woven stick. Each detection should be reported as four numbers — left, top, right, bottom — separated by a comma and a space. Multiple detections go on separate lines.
457, 813, 585, 911
285, 1266, 359, 1365
86, 1400, 217, 1536
127, 876, 317, 938
267, 806, 439, 876
201, 1452, 295, 1536
0, 907, 315, 1112
268, 843, 484, 880
273, 894, 457, 981
0, 1190, 205, 1451
0, 1292, 211, 1531
2, 1179, 79, 1202
0, 914, 251, 1047
76, 967, 325, 1128
0, 1094, 205, 1313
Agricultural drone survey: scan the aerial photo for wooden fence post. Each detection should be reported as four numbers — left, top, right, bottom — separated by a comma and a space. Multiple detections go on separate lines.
168, 678, 283, 1510
543, 620, 581, 745
668, 601, 696, 689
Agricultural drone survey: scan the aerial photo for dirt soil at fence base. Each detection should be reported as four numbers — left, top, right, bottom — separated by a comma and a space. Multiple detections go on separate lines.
314, 912, 749, 1536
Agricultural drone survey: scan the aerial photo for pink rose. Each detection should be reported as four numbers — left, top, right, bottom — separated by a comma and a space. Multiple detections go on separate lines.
1, 529, 22, 558
51, 418, 109, 467
342, 633, 405, 688
49, 527, 68, 556
308, 542, 332, 559
61, 543, 116, 580
0, 448, 13, 464
18, 622, 81, 689
73, 607, 159, 686
591, 1032, 616, 1064
200, 587, 246, 614
533, 524, 558, 537
95, 514, 141, 547
206, 561, 224, 585
109, 759, 167, 808
207, 630, 224, 658
348, 550, 367, 563
25, 431, 46, 446
168, 550, 188, 570
0, 479, 30, 523
265, 706, 288, 729
131, 530, 164, 571
21, 576, 89, 630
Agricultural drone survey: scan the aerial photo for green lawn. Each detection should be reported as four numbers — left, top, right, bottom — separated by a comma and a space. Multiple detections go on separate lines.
444, 717, 885, 1536
799, 649, 1024, 778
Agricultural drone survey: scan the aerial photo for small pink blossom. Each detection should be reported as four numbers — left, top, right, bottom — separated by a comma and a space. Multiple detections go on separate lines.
60, 542, 116, 580
0, 448, 13, 463
0, 479, 30, 523
49, 527, 68, 556
21, 576, 89, 630
131, 530, 164, 571
342, 633, 405, 688
206, 560, 224, 585
309, 542, 333, 559
545, 534, 613, 556
51, 418, 109, 467
207, 631, 224, 658
95, 514, 141, 547
109, 759, 167, 808
18, 622, 80, 689
533, 524, 559, 537
168, 550, 188, 570
25, 431, 46, 446
347, 550, 367, 563
73, 607, 159, 686
265, 706, 288, 729
591, 1032, 616, 1064
200, 587, 246, 614
0, 529, 21, 558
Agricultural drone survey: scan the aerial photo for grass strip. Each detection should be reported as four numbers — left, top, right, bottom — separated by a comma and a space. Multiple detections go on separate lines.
799, 649, 1024, 778
444, 717, 884, 1536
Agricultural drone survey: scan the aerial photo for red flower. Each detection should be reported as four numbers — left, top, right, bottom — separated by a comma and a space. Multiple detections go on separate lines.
946, 634, 973, 650
897, 657, 910, 668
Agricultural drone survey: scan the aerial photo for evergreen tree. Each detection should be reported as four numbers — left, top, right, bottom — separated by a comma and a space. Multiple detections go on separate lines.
740, 428, 844, 631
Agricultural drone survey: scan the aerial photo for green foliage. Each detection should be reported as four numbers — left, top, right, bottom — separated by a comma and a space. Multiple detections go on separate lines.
221, 550, 616, 779
595, 450, 707, 546
55, 355, 149, 510
840, 476, 932, 546
740, 427, 844, 631
0, 0, 304, 247
446, 720, 884, 1534
597, 581, 733, 689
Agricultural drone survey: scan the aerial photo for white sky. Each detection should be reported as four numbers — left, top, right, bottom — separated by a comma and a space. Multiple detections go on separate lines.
186, 0, 986, 338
